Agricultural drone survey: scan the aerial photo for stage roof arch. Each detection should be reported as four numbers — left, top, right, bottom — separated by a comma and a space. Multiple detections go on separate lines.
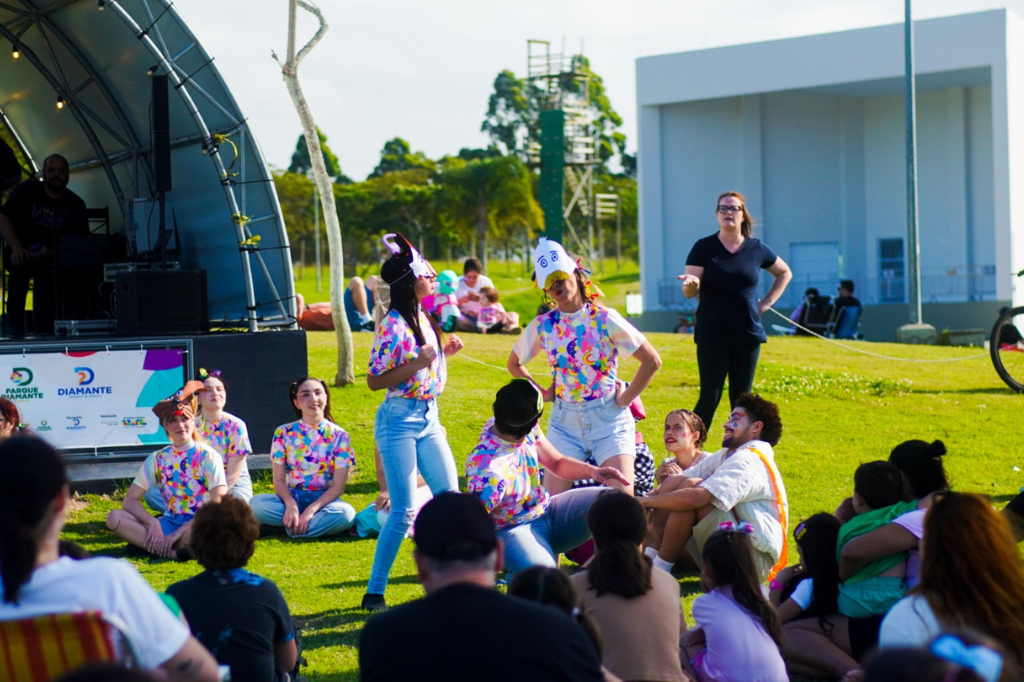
0, 0, 294, 330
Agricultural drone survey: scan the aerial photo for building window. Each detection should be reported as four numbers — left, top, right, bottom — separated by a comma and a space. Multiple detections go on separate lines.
879, 238, 905, 303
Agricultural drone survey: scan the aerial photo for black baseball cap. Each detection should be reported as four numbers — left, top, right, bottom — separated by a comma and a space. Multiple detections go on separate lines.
414, 492, 497, 561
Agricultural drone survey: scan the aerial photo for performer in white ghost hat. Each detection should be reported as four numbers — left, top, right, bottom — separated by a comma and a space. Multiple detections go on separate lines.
507, 237, 662, 497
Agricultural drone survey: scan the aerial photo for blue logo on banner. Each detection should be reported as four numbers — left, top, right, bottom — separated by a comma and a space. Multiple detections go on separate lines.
75, 367, 95, 385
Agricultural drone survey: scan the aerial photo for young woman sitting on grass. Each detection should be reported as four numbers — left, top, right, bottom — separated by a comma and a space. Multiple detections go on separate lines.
249, 378, 357, 538
107, 381, 226, 559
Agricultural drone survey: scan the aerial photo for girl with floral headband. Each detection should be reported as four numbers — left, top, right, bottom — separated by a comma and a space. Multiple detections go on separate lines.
508, 237, 661, 496
249, 377, 357, 539
363, 233, 464, 612
143, 368, 252, 512
106, 381, 226, 559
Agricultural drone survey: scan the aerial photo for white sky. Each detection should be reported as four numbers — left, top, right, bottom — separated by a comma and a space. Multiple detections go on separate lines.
172, 0, 1016, 180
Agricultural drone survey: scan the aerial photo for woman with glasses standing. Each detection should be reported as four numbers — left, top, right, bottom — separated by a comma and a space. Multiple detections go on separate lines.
679, 192, 791, 430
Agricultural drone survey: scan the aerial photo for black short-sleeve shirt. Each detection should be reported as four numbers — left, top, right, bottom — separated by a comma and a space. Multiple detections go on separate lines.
0, 180, 87, 251
167, 568, 294, 682
686, 234, 778, 345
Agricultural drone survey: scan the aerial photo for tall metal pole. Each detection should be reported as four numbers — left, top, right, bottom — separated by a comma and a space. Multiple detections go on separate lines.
905, 0, 922, 324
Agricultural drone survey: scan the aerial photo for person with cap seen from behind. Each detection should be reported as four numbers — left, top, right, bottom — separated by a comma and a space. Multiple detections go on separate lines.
106, 381, 226, 559
357, 492, 605, 682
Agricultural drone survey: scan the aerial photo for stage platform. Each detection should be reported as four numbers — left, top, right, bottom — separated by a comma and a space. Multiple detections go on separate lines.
0, 329, 307, 489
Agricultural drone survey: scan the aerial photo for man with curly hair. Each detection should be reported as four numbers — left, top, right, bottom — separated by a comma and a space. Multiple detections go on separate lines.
640, 393, 788, 582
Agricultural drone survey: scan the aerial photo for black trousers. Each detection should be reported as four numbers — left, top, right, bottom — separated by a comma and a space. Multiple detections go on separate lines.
694, 340, 761, 431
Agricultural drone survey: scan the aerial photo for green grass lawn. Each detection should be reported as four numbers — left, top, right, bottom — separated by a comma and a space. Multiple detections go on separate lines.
63, 284, 1024, 681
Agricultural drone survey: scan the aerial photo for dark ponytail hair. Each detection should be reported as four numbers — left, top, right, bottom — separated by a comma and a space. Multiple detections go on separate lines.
287, 377, 335, 424
380, 233, 444, 348
889, 439, 949, 499
586, 490, 652, 599
508, 566, 603, 658
0, 437, 68, 604
793, 513, 842, 634
702, 529, 784, 648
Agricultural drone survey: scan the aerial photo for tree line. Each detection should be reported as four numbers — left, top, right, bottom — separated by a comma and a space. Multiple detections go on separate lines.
273, 59, 639, 274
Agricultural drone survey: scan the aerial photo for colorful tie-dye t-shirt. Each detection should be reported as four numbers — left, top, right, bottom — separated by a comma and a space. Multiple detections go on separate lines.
196, 412, 252, 460
512, 303, 646, 402
133, 442, 226, 515
465, 419, 549, 529
271, 420, 355, 491
368, 309, 446, 400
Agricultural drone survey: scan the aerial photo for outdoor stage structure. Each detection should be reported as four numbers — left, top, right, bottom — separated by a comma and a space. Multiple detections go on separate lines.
0, 0, 307, 484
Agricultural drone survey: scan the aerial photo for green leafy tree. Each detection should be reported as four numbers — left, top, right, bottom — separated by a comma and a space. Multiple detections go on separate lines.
481, 70, 539, 158
288, 126, 342, 178
369, 138, 435, 178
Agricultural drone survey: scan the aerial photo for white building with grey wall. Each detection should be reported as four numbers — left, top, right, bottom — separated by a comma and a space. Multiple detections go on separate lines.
635, 8, 1024, 340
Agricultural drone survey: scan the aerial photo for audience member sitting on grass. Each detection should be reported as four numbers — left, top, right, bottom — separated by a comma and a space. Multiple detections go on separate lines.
571, 490, 690, 682
878, 492, 1024, 668
358, 492, 604, 681
653, 408, 709, 486
464, 378, 630, 579
680, 523, 788, 682
294, 275, 380, 332
640, 393, 788, 583
838, 439, 950, 589
167, 497, 299, 682
454, 257, 493, 331
863, 630, 1015, 682
0, 436, 220, 680
771, 513, 842, 625
475, 286, 521, 334
107, 381, 226, 559
250, 378, 357, 538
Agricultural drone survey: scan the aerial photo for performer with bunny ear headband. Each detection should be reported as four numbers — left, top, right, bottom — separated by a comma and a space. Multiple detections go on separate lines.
106, 381, 227, 560
507, 237, 661, 497
362, 233, 465, 612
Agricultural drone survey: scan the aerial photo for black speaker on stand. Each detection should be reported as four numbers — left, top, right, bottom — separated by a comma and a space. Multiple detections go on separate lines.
116, 270, 209, 336
151, 75, 173, 264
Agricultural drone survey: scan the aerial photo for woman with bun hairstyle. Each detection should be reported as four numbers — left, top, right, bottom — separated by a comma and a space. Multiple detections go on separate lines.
363, 233, 464, 612
107, 381, 226, 558
839, 439, 950, 589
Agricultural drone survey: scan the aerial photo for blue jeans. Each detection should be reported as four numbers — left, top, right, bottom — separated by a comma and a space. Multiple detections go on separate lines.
367, 397, 458, 594
144, 471, 253, 512
498, 487, 603, 578
249, 488, 356, 538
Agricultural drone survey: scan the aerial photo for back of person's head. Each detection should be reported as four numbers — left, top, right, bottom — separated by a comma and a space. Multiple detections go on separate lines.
508, 566, 603, 657
840, 279, 855, 294
889, 439, 949, 499
413, 492, 498, 574
586, 490, 652, 599
0, 397, 24, 435
190, 497, 260, 570
478, 286, 499, 304
794, 513, 841, 617
920, 492, 1024, 665
804, 287, 820, 298
854, 461, 904, 510
492, 379, 544, 441
702, 527, 784, 648
733, 393, 783, 446
0, 436, 67, 604
463, 257, 483, 276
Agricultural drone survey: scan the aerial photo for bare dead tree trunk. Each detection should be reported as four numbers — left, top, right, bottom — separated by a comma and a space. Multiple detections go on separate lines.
275, 0, 354, 385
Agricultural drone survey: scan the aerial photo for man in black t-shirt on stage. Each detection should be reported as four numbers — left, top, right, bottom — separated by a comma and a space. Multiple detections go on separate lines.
359, 493, 604, 682
0, 154, 87, 337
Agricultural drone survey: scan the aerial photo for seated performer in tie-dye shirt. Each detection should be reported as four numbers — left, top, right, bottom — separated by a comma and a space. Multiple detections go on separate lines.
508, 237, 662, 497
107, 381, 227, 559
464, 379, 629, 578
143, 368, 253, 512
250, 377, 357, 539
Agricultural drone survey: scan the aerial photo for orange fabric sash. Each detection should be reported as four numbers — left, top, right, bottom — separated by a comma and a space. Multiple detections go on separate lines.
749, 447, 789, 582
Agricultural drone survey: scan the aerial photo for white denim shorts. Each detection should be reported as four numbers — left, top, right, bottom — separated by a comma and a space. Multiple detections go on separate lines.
546, 393, 636, 465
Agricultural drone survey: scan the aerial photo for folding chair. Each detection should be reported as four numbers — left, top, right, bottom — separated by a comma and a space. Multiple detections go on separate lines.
0, 611, 137, 681
827, 305, 863, 340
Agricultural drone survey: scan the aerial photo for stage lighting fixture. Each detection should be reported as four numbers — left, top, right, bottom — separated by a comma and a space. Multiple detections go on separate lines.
12, 44, 19, 59
146, 64, 159, 76
56, 96, 65, 109
97, 0, 105, 11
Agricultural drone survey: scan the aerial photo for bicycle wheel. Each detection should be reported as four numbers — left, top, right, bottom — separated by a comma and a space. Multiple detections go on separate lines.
990, 306, 1024, 392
